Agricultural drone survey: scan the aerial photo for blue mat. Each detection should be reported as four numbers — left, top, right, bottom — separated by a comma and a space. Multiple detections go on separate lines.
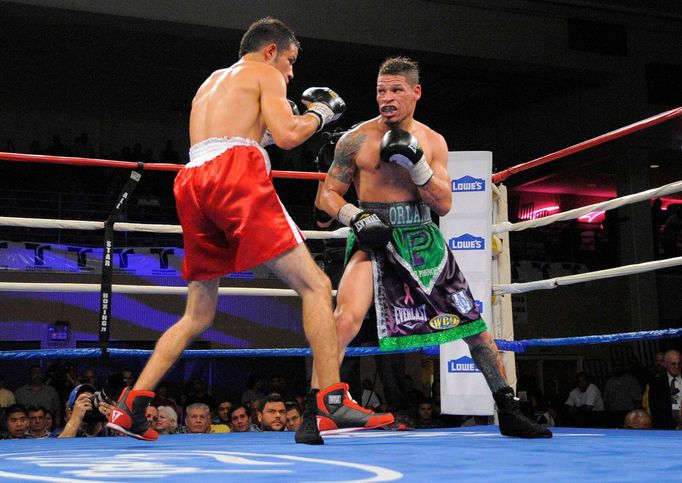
0, 426, 677, 482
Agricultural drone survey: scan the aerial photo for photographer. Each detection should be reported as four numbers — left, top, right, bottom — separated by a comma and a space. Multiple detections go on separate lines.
53, 384, 114, 438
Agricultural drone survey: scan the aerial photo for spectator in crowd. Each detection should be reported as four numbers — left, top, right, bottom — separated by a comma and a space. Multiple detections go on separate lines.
214, 400, 232, 425
258, 394, 286, 432
14, 365, 61, 425
183, 403, 212, 434
184, 378, 215, 411
648, 350, 682, 429
623, 409, 652, 429
151, 381, 178, 412
183, 403, 229, 434
145, 405, 159, 427
248, 398, 261, 425
1, 404, 31, 439
603, 361, 642, 424
44, 409, 55, 433
285, 402, 303, 432
54, 384, 113, 438
44, 361, 78, 411
121, 368, 136, 388
241, 374, 265, 404
0, 374, 16, 409
80, 367, 98, 386
154, 405, 179, 435
565, 372, 604, 427
414, 399, 444, 429
270, 375, 291, 400
228, 405, 260, 432
27, 405, 50, 438
653, 352, 667, 377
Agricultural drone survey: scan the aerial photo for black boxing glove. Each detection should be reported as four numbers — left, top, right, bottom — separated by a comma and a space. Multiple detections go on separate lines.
314, 206, 333, 224
301, 87, 346, 132
379, 128, 433, 186
338, 204, 391, 251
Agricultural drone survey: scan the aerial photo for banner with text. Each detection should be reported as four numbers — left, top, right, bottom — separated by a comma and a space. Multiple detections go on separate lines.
439, 152, 494, 415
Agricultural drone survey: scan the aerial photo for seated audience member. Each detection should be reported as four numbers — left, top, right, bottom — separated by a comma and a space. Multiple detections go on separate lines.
414, 399, 444, 429
603, 362, 642, 413
145, 405, 159, 427
248, 398, 261, 425
183, 403, 229, 434
259, 394, 286, 432
54, 384, 113, 438
1, 404, 31, 439
44, 409, 55, 433
285, 402, 303, 432
14, 365, 61, 423
229, 404, 260, 432
154, 405, 179, 435
0, 374, 16, 409
241, 375, 265, 404
648, 350, 682, 429
565, 372, 604, 426
623, 409, 653, 429
214, 399, 232, 425
27, 405, 50, 438
184, 378, 216, 411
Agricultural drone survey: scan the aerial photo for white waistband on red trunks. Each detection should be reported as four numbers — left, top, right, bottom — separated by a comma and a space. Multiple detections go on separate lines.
187, 136, 271, 173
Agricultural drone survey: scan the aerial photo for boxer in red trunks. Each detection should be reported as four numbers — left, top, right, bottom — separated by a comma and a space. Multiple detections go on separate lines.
107, 17, 393, 444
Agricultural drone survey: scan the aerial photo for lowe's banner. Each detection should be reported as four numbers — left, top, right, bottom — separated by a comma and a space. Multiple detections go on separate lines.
439, 152, 494, 415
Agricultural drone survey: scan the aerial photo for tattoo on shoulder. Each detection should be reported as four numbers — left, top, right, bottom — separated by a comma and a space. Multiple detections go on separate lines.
328, 131, 366, 184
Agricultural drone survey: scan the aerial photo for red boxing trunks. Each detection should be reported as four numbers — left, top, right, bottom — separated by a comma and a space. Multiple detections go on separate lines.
174, 137, 304, 280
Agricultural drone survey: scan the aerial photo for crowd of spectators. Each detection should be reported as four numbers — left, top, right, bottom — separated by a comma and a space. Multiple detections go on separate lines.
2, 349, 679, 441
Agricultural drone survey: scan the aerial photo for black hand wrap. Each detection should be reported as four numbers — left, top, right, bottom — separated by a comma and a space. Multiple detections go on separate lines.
350, 210, 391, 252
314, 206, 333, 224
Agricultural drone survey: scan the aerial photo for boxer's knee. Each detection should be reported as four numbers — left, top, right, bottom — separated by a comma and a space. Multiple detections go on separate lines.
334, 305, 363, 346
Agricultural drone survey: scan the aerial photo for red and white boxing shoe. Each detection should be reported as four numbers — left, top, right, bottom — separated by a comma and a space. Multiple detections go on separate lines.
107, 388, 158, 441
316, 382, 394, 435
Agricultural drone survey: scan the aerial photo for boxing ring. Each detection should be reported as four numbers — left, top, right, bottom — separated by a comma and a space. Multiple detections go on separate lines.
0, 427, 679, 482
1, 105, 682, 481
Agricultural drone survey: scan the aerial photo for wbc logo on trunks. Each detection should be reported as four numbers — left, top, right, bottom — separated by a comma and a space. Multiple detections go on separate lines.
428, 314, 460, 331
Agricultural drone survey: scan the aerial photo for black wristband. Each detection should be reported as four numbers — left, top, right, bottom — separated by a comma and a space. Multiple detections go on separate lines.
314, 206, 333, 223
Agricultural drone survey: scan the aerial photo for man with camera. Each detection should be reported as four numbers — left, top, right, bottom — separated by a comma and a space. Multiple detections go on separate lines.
54, 384, 114, 438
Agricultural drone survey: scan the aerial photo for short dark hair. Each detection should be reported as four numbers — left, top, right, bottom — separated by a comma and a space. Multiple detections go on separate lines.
27, 405, 46, 415
239, 17, 300, 58
6, 404, 28, 417
228, 404, 249, 420
285, 402, 301, 415
259, 393, 285, 412
378, 56, 420, 86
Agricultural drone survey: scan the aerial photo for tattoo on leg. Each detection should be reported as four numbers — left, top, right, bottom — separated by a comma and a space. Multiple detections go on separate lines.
469, 342, 508, 393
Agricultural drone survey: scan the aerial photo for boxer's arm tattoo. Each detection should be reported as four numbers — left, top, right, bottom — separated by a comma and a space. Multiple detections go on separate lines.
328, 131, 366, 184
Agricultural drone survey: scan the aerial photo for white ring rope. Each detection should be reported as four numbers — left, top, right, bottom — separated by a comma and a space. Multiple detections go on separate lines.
0, 281, 336, 297
2, 180, 679, 298
494, 256, 682, 295
0, 216, 350, 240
493, 179, 682, 234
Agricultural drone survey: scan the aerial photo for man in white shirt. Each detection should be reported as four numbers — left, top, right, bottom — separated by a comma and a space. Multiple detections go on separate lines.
565, 372, 604, 426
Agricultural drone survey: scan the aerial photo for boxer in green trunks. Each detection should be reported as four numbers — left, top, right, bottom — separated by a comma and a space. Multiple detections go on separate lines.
315, 56, 551, 438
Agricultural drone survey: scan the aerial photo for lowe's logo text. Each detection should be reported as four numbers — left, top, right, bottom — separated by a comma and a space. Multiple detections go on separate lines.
448, 356, 480, 373
449, 234, 485, 250
452, 175, 485, 192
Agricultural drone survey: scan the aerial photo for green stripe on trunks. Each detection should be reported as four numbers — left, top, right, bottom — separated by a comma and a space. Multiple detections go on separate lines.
378, 319, 488, 351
